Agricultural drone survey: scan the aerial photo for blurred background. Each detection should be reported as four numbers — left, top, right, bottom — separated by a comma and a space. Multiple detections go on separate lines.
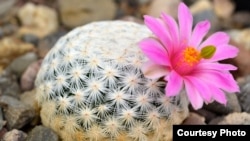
1, 0, 250, 140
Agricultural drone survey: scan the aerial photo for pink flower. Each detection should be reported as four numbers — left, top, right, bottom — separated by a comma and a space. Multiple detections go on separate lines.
139, 2, 239, 110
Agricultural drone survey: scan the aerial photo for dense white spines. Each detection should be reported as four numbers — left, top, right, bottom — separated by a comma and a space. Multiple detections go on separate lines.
86, 55, 102, 71
85, 77, 106, 104
102, 117, 121, 138
134, 92, 153, 112
120, 69, 142, 93
85, 125, 105, 141
128, 122, 148, 141
145, 79, 166, 96
106, 89, 131, 110
118, 108, 137, 127
95, 104, 110, 118
144, 110, 161, 130
101, 63, 121, 88
42, 81, 55, 99
63, 115, 80, 133
157, 95, 175, 116
71, 88, 86, 106
36, 21, 189, 141
54, 73, 69, 93
57, 96, 73, 114
49, 58, 59, 72
62, 50, 76, 64
69, 65, 87, 87
76, 107, 97, 129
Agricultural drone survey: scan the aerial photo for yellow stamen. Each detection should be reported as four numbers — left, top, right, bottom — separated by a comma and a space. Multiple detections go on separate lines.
183, 47, 201, 66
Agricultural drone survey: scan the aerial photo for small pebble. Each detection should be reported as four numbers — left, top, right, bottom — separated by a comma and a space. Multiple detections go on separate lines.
2, 129, 27, 141
8, 52, 38, 78
2, 24, 18, 36
25, 126, 59, 141
182, 112, 206, 125
0, 95, 35, 129
21, 34, 39, 46
0, 28, 4, 38
209, 112, 250, 125
21, 60, 42, 91
193, 108, 217, 123
237, 75, 250, 113
0, 70, 20, 98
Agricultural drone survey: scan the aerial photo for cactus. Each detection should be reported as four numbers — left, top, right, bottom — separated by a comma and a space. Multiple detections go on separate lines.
35, 21, 189, 141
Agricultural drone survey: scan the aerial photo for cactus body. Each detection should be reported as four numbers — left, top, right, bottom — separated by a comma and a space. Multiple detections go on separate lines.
35, 21, 189, 141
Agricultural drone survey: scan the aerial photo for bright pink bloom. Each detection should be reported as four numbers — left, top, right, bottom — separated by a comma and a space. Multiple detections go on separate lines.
139, 2, 239, 110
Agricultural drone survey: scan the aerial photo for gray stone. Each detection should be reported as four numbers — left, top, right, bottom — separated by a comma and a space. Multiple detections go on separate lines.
194, 108, 217, 123
190, 0, 220, 33
20, 60, 42, 91
8, 52, 38, 78
237, 76, 250, 113
0, 107, 7, 130
21, 34, 39, 46
118, 16, 144, 24
2, 129, 27, 141
226, 33, 250, 77
182, 0, 197, 6
182, 112, 206, 125
0, 28, 4, 38
146, 0, 180, 18
0, 37, 35, 72
0, 0, 16, 17
0, 120, 6, 130
17, 2, 59, 38
2, 24, 18, 36
0, 128, 7, 139
213, 0, 234, 20
0, 70, 20, 98
58, 0, 117, 28
115, 0, 140, 18
0, 95, 35, 129
20, 89, 40, 126
193, 10, 219, 32
209, 112, 250, 125
208, 116, 224, 125
231, 12, 250, 28
20, 89, 37, 110
203, 93, 241, 115
227, 29, 250, 50
0, 24, 18, 38
26, 126, 59, 141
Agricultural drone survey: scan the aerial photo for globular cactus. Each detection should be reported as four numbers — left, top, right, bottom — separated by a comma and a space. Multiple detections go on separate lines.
35, 21, 189, 141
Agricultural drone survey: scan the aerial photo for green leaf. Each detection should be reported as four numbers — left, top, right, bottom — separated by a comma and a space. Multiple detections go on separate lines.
200, 45, 216, 59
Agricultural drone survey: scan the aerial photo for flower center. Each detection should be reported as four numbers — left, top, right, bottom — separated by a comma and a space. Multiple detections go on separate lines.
183, 47, 201, 66
173, 47, 201, 75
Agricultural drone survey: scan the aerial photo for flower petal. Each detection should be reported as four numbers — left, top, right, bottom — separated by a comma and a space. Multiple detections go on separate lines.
208, 44, 239, 62
192, 70, 240, 93
196, 62, 237, 71
190, 20, 210, 48
161, 13, 179, 48
185, 76, 212, 103
165, 71, 183, 97
141, 61, 169, 79
209, 86, 227, 105
139, 38, 170, 66
184, 79, 204, 110
199, 32, 230, 48
144, 15, 172, 51
178, 2, 193, 45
